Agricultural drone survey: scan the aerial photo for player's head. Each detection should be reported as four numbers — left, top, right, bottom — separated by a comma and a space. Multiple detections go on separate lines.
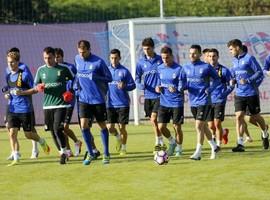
78, 40, 91, 59
189, 44, 202, 62
55, 48, 64, 63
227, 39, 243, 57
7, 47, 20, 60
142, 37, 155, 58
43, 46, 56, 67
242, 45, 248, 53
110, 49, 121, 67
202, 48, 210, 63
7, 51, 20, 71
160, 46, 173, 66
208, 48, 219, 66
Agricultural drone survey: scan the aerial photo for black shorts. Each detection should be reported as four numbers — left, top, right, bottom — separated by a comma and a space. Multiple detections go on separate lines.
235, 95, 260, 115
79, 102, 107, 122
206, 103, 226, 122
144, 98, 160, 117
191, 105, 211, 121
7, 112, 33, 132
64, 106, 74, 124
158, 106, 184, 124
44, 108, 66, 131
107, 107, 130, 124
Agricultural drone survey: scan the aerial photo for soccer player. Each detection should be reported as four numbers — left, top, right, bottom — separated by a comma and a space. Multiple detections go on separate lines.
75, 40, 112, 165
155, 47, 185, 157
202, 48, 210, 63
227, 39, 269, 152
5, 51, 50, 166
55, 48, 82, 157
206, 48, 234, 150
135, 37, 165, 152
34, 47, 74, 164
4, 47, 40, 160
183, 44, 219, 160
107, 49, 136, 156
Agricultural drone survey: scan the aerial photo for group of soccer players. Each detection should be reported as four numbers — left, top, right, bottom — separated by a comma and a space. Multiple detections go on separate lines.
3, 37, 270, 166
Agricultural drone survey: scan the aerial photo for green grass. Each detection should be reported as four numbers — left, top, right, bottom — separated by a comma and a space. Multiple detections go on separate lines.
0, 118, 270, 200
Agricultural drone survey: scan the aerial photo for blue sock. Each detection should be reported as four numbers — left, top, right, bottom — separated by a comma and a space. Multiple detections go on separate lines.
82, 128, 94, 157
101, 128, 109, 156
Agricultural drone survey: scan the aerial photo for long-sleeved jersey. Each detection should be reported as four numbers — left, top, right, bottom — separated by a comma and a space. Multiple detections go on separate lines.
135, 54, 162, 99
263, 54, 270, 74
6, 68, 33, 113
75, 54, 112, 104
107, 64, 136, 108
157, 62, 185, 108
210, 64, 234, 104
183, 60, 220, 107
230, 53, 263, 97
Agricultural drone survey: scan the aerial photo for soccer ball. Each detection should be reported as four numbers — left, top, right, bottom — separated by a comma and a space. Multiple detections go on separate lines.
154, 150, 169, 165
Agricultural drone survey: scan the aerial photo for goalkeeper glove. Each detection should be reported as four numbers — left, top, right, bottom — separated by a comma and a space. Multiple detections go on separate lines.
62, 91, 74, 103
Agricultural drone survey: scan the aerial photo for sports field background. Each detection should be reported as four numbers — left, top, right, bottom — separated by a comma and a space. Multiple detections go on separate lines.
0, 117, 269, 200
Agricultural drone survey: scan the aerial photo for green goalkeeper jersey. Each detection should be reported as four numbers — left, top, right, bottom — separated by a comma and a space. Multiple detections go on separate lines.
34, 64, 74, 109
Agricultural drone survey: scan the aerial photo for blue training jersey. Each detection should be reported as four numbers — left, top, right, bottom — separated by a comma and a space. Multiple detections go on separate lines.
135, 54, 162, 99
107, 64, 136, 108
210, 64, 234, 104
75, 54, 112, 104
183, 60, 220, 107
263, 54, 270, 74
6, 68, 34, 113
157, 62, 185, 108
230, 53, 263, 97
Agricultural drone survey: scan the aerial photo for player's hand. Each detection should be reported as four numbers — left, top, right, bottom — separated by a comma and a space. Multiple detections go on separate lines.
36, 83, 45, 92
4, 93, 10, 99
230, 79, 236, 86
239, 78, 247, 85
117, 81, 125, 89
168, 86, 176, 93
155, 86, 162, 93
266, 71, 270, 77
62, 91, 74, 103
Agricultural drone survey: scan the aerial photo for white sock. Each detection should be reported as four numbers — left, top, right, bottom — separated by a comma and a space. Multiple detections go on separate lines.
168, 136, 175, 144
13, 151, 19, 161
93, 148, 98, 153
155, 136, 159, 145
121, 144, 126, 150
237, 137, 244, 145
158, 136, 164, 145
32, 140, 39, 152
216, 140, 221, 147
208, 139, 217, 150
195, 143, 202, 154
262, 130, 269, 138
176, 144, 182, 152
60, 147, 67, 154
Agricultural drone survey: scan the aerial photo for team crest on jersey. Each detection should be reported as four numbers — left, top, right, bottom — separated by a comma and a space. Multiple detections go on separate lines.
241, 60, 246, 65
42, 73, 46, 79
199, 68, 203, 74
144, 64, 147, 68
118, 71, 123, 78
57, 70, 61, 76
157, 61, 161, 65
89, 64, 93, 70
172, 73, 176, 79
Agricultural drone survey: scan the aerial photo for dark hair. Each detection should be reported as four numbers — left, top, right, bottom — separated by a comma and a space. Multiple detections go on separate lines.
208, 48, 219, 57
202, 48, 210, 54
227, 39, 243, 49
242, 45, 248, 53
43, 46, 55, 55
190, 44, 202, 54
55, 48, 64, 57
78, 40, 90, 50
160, 46, 173, 55
8, 47, 20, 53
142, 37, 155, 47
110, 49, 121, 57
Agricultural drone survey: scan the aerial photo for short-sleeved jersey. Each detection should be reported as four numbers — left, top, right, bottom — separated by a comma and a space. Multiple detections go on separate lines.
34, 64, 74, 109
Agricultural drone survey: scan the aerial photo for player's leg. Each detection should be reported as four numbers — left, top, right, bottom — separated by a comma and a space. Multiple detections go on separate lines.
95, 103, 110, 164
117, 107, 130, 156
172, 107, 184, 156
213, 104, 226, 149
107, 107, 121, 152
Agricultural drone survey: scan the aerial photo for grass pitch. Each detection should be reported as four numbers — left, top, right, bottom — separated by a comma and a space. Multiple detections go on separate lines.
0, 117, 270, 200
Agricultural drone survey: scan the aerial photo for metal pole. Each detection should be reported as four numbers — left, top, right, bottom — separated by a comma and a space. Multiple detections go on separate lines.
160, 0, 164, 18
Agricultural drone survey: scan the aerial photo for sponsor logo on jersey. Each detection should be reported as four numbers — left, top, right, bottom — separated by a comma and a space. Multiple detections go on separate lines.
172, 73, 176, 79
45, 82, 63, 88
